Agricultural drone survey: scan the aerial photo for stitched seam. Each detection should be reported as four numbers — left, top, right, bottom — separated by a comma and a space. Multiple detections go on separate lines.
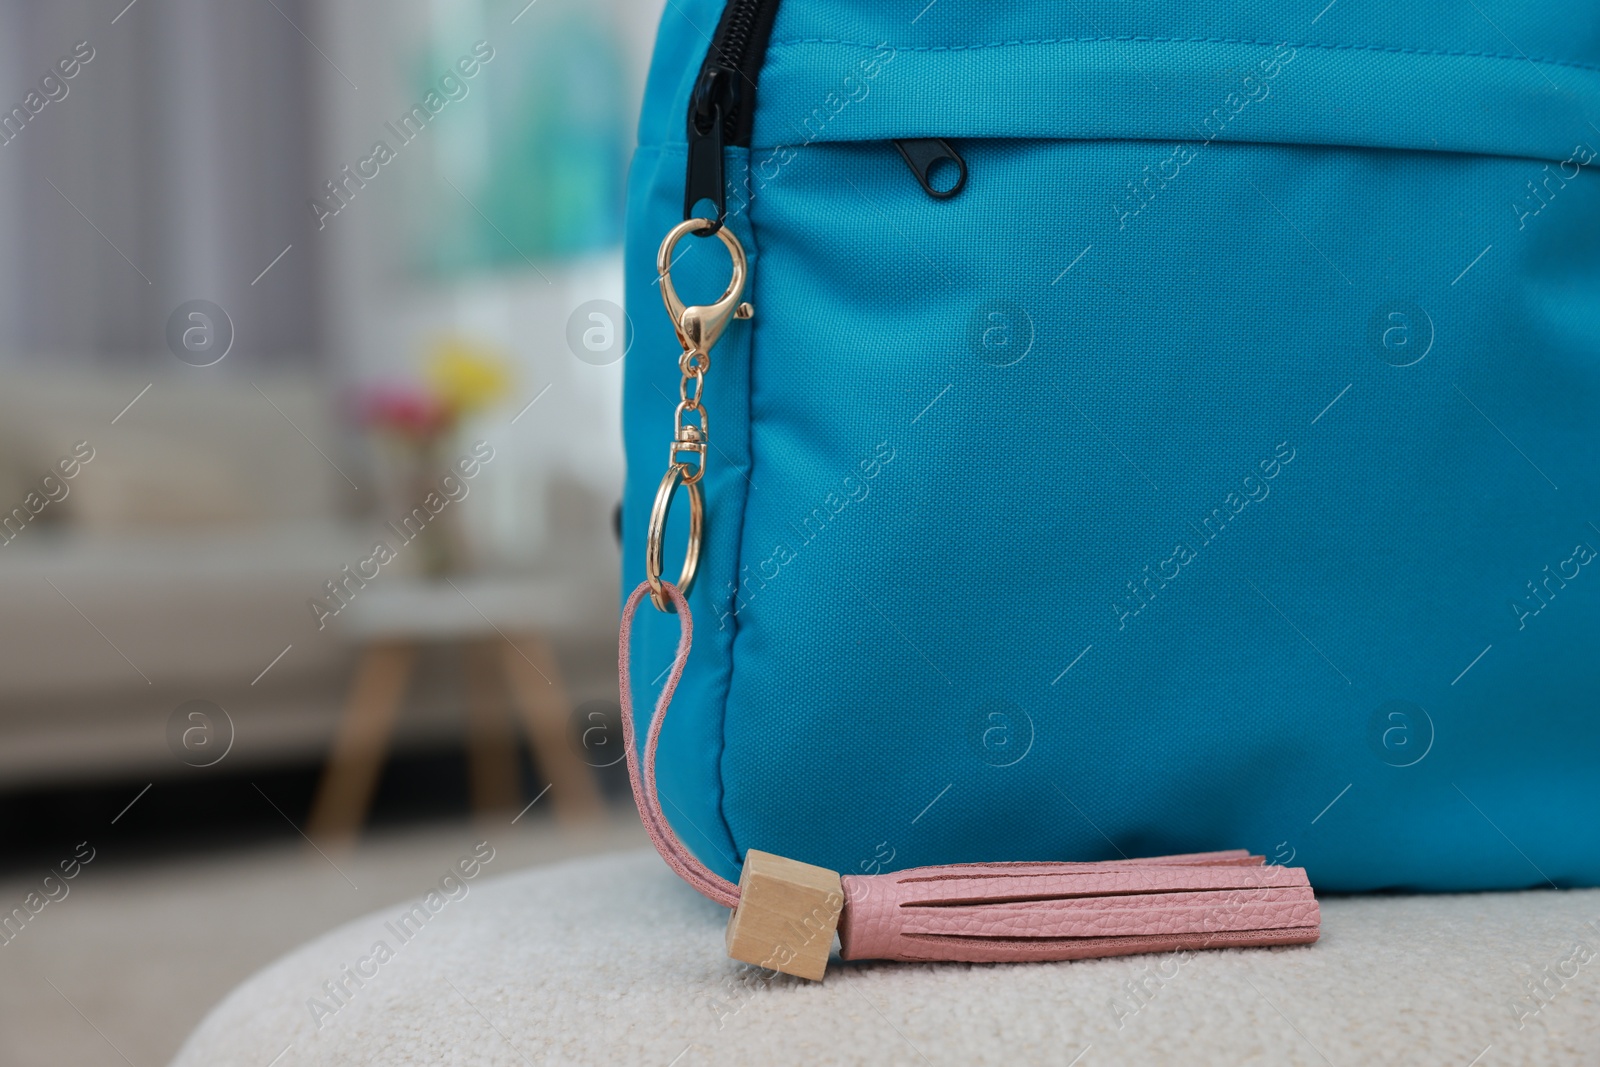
717, 146, 757, 875
767, 34, 1600, 75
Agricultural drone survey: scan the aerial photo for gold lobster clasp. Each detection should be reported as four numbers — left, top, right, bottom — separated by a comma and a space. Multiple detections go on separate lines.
656, 218, 753, 358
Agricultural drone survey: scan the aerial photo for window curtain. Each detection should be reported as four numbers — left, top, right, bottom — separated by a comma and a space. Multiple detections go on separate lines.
0, 0, 319, 366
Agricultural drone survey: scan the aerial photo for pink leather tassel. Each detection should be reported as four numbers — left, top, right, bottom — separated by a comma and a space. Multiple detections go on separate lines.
621, 581, 1321, 971
838, 854, 1319, 963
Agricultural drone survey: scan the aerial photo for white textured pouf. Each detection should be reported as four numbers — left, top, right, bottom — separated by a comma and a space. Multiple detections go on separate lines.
172, 849, 1599, 1066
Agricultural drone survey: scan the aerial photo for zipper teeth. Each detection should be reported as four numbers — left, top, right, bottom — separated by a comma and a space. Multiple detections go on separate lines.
718, 0, 761, 67
706, 0, 768, 138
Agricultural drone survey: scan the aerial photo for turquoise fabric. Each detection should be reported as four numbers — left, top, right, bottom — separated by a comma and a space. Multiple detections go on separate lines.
623, 1, 1600, 892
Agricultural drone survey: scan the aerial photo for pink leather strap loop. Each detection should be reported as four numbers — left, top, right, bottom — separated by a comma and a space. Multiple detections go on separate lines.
619, 580, 740, 909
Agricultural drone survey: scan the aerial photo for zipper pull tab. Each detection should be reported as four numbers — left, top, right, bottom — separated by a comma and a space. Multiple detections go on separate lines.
893, 138, 967, 200
685, 66, 734, 229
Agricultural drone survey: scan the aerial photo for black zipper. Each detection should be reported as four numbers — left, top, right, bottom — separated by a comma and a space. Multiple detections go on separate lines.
683, 0, 784, 228
683, 0, 966, 227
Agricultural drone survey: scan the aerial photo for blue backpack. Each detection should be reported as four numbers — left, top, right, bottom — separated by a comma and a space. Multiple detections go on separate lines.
621, 0, 1600, 893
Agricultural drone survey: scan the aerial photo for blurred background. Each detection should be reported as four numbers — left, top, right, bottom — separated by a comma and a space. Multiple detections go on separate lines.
0, 0, 665, 1060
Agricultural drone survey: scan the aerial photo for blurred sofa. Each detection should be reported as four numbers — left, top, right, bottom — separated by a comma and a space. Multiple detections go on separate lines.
0, 368, 620, 789
0, 369, 364, 786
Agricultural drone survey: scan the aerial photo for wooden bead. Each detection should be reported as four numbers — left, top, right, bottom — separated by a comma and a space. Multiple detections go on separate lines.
725, 849, 843, 981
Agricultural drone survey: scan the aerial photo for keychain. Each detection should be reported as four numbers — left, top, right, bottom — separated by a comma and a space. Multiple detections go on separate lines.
634, 222, 1319, 982
646, 218, 752, 613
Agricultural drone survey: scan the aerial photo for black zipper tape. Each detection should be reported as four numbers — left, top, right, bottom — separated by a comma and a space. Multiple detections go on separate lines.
684, 0, 783, 228
683, 1, 967, 225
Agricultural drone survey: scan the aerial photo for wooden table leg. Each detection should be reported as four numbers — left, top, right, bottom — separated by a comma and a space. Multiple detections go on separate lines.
500, 633, 605, 823
306, 642, 416, 847
463, 641, 522, 816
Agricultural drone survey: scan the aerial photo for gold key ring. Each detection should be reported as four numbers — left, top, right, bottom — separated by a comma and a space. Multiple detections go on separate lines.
646, 462, 703, 612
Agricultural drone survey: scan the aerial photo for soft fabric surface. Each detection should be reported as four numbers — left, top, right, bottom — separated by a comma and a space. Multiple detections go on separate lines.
173, 849, 1600, 1066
